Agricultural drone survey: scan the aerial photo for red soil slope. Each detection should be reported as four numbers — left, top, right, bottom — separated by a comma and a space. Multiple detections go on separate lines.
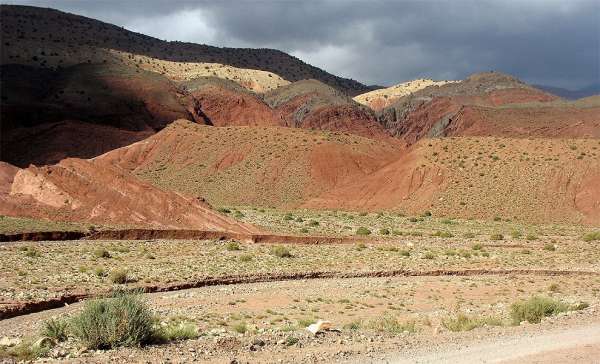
187, 86, 282, 127
97, 119, 403, 207
0, 159, 259, 233
305, 137, 600, 225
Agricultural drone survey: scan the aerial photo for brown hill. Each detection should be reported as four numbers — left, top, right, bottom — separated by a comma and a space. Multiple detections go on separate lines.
0, 159, 259, 233
183, 77, 282, 127
377, 72, 570, 142
0, 62, 192, 167
304, 137, 600, 225
354, 79, 458, 111
98, 119, 403, 208
263, 80, 392, 140
0, 5, 370, 95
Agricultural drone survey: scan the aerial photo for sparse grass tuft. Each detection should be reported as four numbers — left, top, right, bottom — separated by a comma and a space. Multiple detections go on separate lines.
94, 248, 111, 259
109, 269, 129, 284
356, 227, 371, 236
270, 246, 292, 258
225, 241, 241, 251
582, 231, 600, 242
443, 314, 502, 332
367, 315, 416, 334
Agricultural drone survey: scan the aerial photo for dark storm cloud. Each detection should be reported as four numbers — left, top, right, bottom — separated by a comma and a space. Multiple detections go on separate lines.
3, 0, 599, 88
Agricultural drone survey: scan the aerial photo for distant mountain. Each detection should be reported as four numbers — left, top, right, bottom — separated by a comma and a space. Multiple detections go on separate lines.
534, 83, 600, 100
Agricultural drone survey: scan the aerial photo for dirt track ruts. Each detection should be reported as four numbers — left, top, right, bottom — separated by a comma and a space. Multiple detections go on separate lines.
1, 268, 598, 320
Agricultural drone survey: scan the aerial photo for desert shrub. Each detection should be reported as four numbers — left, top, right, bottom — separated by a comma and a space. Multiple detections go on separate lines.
295, 217, 304, 223
285, 336, 299, 346
23, 247, 41, 258
41, 318, 69, 342
463, 232, 476, 239
367, 315, 416, 334
239, 254, 253, 262
379, 228, 390, 235
525, 234, 538, 241
225, 241, 240, 251
442, 314, 502, 332
355, 243, 367, 251
472, 243, 483, 251
70, 292, 153, 349
510, 230, 522, 239
270, 246, 292, 258
582, 231, 600, 242
154, 320, 198, 341
307, 220, 319, 227
356, 227, 371, 236
232, 322, 247, 334
3, 338, 52, 361
94, 248, 111, 259
217, 207, 231, 214
422, 211, 432, 217
509, 296, 570, 324
408, 217, 418, 223
109, 269, 129, 284
543, 243, 556, 251
423, 252, 435, 260
94, 267, 107, 277
432, 231, 453, 238
490, 233, 504, 241
399, 250, 410, 257
283, 214, 293, 221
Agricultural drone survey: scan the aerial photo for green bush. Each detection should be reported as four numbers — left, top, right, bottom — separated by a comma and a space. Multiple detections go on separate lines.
582, 231, 600, 242
510, 296, 570, 324
443, 314, 502, 332
225, 241, 241, 251
41, 318, 68, 342
432, 231, 453, 238
239, 254, 253, 262
379, 228, 390, 235
70, 292, 154, 349
270, 246, 292, 258
94, 248, 111, 259
109, 269, 129, 284
367, 315, 416, 334
154, 320, 198, 341
356, 227, 371, 236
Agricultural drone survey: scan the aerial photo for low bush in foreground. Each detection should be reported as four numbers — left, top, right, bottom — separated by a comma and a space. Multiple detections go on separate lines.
41, 318, 68, 342
509, 296, 583, 324
442, 314, 502, 332
70, 291, 154, 349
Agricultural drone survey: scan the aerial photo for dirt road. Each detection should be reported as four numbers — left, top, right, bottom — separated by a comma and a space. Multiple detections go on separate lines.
387, 323, 600, 364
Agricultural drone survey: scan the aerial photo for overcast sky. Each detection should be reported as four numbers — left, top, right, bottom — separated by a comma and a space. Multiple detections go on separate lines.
4, 0, 600, 88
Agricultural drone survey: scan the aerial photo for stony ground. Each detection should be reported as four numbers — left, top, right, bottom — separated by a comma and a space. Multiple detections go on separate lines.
0, 212, 599, 362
